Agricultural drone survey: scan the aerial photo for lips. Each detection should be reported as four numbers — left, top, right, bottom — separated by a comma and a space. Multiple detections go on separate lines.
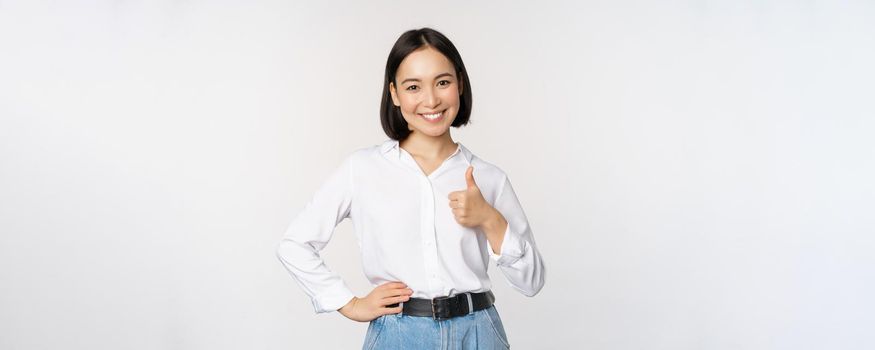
418, 110, 445, 122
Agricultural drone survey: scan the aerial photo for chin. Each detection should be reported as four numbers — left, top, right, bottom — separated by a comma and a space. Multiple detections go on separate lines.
420, 128, 451, 137
405, 118, 455, 137
406, 123, 447, 136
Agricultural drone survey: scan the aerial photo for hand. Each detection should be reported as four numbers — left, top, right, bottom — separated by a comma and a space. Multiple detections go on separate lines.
338, 282, 413, 322
448, 166, 499, 228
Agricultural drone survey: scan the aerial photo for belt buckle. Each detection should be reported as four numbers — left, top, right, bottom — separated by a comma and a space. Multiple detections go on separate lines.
431, 295, 452, 321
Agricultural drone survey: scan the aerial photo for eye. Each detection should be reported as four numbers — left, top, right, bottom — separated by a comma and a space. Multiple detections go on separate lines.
406, 85, 418, 91
438, 80, 451, 86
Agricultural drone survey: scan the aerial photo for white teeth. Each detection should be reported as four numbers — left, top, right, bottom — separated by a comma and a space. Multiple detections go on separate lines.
420, 111, 442, 120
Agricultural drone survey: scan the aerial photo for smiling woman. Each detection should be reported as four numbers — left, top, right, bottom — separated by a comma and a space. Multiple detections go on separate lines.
380, 28, 473, 142
276, 27, 545, 350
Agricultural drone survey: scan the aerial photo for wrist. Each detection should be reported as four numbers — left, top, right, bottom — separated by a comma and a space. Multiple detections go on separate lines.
481, 209, 506, 236
339, 296, 357, 313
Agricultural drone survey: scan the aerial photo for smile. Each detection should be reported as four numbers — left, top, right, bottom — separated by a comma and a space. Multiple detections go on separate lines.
418, 110, 445, 122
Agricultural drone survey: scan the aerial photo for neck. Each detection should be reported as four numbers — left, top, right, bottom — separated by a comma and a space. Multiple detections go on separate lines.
399, 131, 457, 160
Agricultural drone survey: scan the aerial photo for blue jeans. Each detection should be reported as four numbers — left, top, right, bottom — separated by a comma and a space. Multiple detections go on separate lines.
362, 304, 511, 349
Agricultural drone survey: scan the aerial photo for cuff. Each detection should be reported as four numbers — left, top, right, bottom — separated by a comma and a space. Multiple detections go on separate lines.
486, 223, 526, 267
311, 284, 356, 314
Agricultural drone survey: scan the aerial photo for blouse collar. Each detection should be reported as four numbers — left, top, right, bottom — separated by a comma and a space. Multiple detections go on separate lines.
380, 139, 472, 166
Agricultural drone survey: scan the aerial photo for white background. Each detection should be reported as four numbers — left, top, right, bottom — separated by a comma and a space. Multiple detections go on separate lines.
2, 1, 874, 349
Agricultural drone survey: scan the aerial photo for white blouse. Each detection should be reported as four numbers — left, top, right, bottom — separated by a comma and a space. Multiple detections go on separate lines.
276, 139, 546, 314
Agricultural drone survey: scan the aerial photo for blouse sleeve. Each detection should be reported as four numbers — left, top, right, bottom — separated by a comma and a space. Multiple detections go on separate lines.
485, 174, 547, 297
275, 155, 356, 314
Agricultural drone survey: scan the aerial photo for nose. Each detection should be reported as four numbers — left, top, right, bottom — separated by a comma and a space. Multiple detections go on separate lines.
423, 86, 440, 108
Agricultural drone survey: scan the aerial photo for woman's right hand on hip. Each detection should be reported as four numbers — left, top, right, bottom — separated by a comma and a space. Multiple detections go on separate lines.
338, 282, 413, 322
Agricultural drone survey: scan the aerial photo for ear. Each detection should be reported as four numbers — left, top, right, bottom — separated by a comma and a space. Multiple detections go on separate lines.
389, 82, 401, 107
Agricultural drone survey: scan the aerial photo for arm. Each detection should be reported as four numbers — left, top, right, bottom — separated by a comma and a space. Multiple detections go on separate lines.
275, 155, 356, 314
482, 174, 546, 297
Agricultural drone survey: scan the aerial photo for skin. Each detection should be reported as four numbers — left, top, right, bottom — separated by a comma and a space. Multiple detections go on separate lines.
338, 46, 508, 322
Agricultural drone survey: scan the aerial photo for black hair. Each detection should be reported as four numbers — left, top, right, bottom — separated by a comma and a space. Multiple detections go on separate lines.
380, 27, 473, 141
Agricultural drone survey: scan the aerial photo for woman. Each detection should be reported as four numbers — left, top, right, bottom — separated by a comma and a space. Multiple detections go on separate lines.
276, 27, 546, 349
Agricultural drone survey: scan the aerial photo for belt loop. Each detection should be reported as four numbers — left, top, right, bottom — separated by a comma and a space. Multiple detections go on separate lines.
466, 293, 474, 314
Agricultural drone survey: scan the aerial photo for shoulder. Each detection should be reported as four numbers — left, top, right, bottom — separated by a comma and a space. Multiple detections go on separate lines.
331, 140, 397, 177
469, 155, 507, 182
342, 140, 391, 163
464, 151, 511, 205
462, 144, 508, 183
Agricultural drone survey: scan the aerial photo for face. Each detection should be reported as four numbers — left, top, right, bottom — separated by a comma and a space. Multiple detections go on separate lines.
389, 46, 464, 138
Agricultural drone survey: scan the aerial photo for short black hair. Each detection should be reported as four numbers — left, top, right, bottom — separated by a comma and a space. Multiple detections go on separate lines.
380, 28, 473, 141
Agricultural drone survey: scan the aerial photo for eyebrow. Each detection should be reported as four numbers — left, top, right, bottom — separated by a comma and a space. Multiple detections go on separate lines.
400, 72, 454, 85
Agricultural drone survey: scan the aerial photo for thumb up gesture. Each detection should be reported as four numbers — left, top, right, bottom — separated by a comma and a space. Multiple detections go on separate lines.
448, 166, 498, 228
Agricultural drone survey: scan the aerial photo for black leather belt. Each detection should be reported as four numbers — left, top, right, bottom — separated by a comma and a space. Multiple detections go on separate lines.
387, 290, 495, 320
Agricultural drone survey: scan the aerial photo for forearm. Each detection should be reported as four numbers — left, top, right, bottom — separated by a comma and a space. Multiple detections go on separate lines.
480, 208, 508, 255
483, 198, 545, 297
276, 237, 356, 314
